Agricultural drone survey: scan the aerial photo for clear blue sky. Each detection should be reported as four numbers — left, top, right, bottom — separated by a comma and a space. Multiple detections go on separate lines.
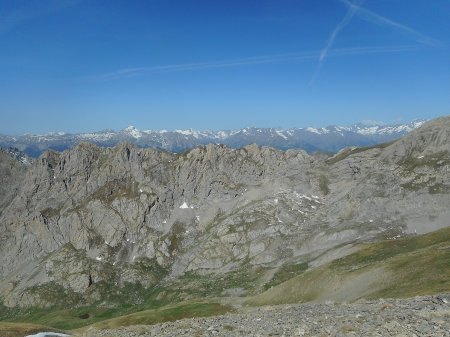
1, 0, 449, 134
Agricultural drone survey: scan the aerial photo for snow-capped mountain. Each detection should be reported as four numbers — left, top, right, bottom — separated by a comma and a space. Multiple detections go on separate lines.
0, 147, 33, 166
0, 120, 426, 157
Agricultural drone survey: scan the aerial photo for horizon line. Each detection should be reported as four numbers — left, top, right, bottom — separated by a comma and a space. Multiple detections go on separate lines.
0, 117, 431, 137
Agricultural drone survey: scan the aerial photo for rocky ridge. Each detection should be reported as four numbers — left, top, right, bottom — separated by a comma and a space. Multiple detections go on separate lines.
0, 117, 449, 308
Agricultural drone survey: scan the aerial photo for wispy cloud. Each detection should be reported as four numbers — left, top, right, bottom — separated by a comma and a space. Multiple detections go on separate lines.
320, 0, 366, 63
92, 45, 423, 81
340, 0, 440, 47
310, 0, 365, 84
310, 0, 440, 84
92, 51, 318, 81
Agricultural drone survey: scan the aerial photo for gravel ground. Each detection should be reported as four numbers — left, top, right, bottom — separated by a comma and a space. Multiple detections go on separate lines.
79, 294, 450, 337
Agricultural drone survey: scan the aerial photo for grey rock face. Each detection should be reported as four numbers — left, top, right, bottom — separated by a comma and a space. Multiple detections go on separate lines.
0, 149, 28, 213
0, 117, 449, 307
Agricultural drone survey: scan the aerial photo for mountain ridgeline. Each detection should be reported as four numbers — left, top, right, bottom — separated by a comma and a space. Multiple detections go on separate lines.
0, 120, 425, 158
0, 116, 449, 313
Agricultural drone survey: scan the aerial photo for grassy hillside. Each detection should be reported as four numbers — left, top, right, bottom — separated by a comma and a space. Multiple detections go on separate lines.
0, 295, 232, 332
249, 226, 450, 306
73, 302, 231, 333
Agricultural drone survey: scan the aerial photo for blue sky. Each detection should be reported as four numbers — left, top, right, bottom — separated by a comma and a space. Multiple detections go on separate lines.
1, 0, 449, 134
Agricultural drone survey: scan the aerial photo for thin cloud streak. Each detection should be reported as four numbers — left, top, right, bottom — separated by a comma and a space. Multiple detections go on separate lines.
93, 51, 319, 81
319, 0, 365, 63
310, 0, 365, 85
93, 45, 424, 81
340, 0, 441, 47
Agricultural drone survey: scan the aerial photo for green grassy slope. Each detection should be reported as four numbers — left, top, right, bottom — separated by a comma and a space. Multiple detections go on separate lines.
73, 302, 231, 333
249, 226, 450, 306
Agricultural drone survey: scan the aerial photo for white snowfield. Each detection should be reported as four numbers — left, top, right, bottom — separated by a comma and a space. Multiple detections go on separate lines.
25, 333, 70, 337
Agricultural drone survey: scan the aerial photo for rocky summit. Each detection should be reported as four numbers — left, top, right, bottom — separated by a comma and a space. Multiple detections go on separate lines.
0, 116, 449, 334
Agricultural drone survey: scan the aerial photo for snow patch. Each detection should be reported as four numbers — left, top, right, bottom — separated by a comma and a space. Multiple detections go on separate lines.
275, 130, 288, 140
180, 202, 189, 209
124, 125, 142, 138
306, 127, 321, 135
25, 333, 69, 337
356, 126, 380, 135
216, 131, 230, 139
174, 129, 209, 139
78, 132, 116, 141
293, 192, 312, 201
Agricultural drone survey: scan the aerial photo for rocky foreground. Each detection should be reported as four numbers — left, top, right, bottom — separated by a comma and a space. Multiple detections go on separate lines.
79, 295, 450, 337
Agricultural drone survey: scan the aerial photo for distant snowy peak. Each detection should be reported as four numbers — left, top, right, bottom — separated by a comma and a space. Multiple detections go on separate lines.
78, 131, 117, 142
173, 129, 207, 139
113, 120, 425, 139
351, 120, 426, 136
81, 120, 428, 142
1, 147, 33, 166
11, 119, 427, 142
45, 131, 66, 136
305, 127, 330, 135
123, 126, 143, 138
0, 119, 429, 158
56, 120, 426, 141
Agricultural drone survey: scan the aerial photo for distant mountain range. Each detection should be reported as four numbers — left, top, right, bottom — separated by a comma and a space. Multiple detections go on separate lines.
0, 120, 425, 157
